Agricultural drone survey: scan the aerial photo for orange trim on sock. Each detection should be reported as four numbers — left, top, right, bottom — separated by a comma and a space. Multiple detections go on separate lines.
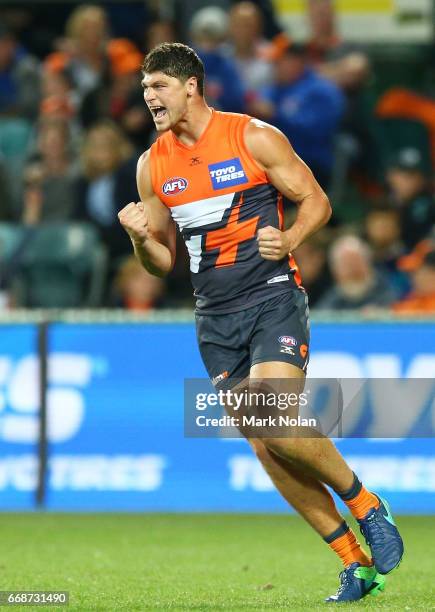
344, 487, 380, 520
329, 529, 372, 567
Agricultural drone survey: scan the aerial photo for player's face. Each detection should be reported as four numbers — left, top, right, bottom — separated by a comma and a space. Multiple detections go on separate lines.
142, 72, 189, 132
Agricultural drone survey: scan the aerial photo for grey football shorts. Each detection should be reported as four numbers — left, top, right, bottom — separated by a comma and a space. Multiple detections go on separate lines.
195, 289, 310, 389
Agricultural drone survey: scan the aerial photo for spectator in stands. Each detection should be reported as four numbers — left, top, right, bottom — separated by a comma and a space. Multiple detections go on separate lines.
21, 162, 44, 225
51, 6, 109, 102
112, 255, 165, 311
74, 121, 138, 268
294, 231, 332, 307
317, 235, 397, 310
306, 0, 369, 91
249, 43, 344, 188
190, 7, 245, 114
393, 248, 435, 314
44, 5, 143, 128
110, 51, 147, 147
226, 2, 274, 100
159, 0, 284, 46
0, 24, 40, 118
250, 0, 292, 60
21, 118, 78, 224
364, 205, 409, 298
376, 89, 435, 168
385, 148, 435, 250
306, 0, 371, 179
43, 5, 109, 112
80, 38, 143, 131
40, 61, 76, 118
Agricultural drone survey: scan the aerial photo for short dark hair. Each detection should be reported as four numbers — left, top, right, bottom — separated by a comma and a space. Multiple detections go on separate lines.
141, 43, 204, 96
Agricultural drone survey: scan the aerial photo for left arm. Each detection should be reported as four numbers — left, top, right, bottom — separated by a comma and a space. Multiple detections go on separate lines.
244, 119, 332, 259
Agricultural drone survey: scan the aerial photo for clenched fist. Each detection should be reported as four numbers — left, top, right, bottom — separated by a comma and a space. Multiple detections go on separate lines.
257, 226, 291, 260
118, 202, 149, 244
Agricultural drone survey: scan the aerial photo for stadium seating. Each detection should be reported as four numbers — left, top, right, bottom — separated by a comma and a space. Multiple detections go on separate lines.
0, 222, 25, 260
0, 222, 107, 307
0, 118, 32, 159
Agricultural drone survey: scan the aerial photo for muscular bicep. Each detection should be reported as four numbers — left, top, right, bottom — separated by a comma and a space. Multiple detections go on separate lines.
244, 119, 327, 205
136, 151, 176, 255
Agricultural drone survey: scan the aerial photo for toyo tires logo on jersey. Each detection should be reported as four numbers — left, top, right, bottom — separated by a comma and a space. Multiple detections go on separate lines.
162, 177, 188, 196
208, 157, 248, 190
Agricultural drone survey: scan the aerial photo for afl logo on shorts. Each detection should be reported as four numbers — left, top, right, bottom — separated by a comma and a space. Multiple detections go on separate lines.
162, 177, 188, 195
279, 335, 297, 347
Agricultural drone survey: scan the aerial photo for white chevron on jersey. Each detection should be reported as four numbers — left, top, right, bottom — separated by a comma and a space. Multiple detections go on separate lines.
169, 193, 235, 230
186, 234, 202, 273
170, 193, 236, 273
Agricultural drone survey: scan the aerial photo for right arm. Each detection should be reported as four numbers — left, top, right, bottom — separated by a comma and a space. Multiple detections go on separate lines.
118, 150, 176, 277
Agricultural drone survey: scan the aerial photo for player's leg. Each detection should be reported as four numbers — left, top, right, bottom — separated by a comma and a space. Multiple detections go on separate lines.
247, 354, 373, 564
250, 437, 342, 534
195, 301, 371, 572
249, 288, 404, 578
251, 359, 404, 577
249, 438, 372, 564
249, 438, 385, 603
250, 361, 356, 491
249, 292, 353, 492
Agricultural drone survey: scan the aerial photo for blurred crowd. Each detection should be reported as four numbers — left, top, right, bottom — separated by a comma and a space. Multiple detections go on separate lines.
0, 0, 434, 313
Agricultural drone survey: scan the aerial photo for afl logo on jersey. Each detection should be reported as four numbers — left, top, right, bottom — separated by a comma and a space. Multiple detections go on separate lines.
162, 177, 188, 195
279, 335, 297, 347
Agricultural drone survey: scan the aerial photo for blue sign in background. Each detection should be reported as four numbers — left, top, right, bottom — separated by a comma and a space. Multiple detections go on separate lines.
0, 321, 434, 512
0, 324, 38, 510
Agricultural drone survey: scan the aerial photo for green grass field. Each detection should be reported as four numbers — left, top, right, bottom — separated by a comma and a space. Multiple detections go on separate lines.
1, 514, 433, 611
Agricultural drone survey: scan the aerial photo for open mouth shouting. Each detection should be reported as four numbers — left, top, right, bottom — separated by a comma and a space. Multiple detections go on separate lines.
150, 106, 167, 120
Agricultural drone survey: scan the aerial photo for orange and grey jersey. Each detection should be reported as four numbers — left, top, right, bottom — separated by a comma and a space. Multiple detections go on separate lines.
149, 110, 301, 314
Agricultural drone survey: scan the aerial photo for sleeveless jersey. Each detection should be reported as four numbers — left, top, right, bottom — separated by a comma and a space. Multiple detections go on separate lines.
149, 110, 301, 314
